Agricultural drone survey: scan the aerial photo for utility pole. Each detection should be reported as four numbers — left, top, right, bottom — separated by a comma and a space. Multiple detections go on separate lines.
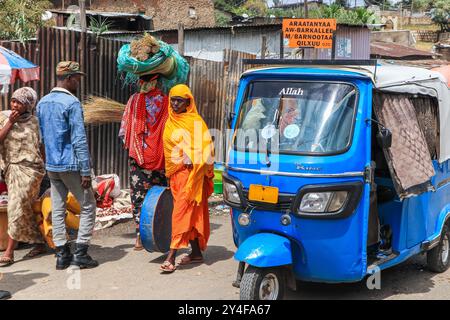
410, 0, 413, 25
261, 36, 267, 59
79, 0, 87, 32
304, 0, 308, 18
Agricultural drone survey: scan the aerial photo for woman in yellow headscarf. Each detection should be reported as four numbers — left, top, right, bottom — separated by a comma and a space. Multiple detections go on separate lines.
161, 84, 214, 272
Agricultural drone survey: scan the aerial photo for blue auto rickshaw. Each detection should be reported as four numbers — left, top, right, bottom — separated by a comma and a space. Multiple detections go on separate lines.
223, 60, 450, 300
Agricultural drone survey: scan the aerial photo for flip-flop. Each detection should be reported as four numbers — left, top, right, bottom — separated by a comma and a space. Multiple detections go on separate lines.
179, 255, 204, 265
160, 260, 176, 273
0, 256, 14, 267
23, 246, 47, 259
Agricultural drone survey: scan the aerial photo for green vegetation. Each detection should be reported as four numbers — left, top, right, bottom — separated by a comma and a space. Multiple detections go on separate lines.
213, 0, 380, 26
215, 10, 232, 26
430, 0, 449, 32
89, 17, 113, 36
214, 0, 448, 31
401, 0, 449, 32
0, 0, 52, 44
308, 5, 380, 25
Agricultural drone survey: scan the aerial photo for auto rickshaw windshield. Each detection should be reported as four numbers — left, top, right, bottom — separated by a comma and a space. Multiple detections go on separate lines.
234, 81, 358, 155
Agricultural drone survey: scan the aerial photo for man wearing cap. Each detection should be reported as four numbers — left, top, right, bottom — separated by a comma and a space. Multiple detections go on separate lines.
36, 61, 98, 270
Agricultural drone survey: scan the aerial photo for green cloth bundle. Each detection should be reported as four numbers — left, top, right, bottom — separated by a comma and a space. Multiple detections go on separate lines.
117, 40, 189, 93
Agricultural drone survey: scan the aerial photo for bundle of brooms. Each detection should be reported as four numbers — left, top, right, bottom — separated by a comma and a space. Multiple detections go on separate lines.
83, 96, 125, 124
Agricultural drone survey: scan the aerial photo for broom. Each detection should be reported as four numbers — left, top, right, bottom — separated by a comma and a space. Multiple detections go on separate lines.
83, 96, 125, 124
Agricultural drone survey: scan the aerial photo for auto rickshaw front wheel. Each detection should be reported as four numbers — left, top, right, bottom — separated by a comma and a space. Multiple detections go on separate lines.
427, 224, 450, 273
240, 266, 285, 300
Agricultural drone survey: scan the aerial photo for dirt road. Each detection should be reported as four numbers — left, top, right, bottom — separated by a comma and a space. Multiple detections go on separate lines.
1, 214, 450, 300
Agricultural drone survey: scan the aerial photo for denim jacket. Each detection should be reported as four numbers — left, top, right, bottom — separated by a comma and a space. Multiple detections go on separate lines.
36, 88, 91, 176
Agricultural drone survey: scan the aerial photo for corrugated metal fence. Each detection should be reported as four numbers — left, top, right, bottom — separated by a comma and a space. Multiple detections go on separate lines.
0, 28, 253, 187
188, 50, 257, 164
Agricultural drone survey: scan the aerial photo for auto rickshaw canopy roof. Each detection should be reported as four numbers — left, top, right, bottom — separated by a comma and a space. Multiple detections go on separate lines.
243, 64, 450, 163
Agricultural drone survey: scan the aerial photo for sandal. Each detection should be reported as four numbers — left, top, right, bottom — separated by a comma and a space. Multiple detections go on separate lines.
0, 256, 14, 267
23, 245, 47, 259
160, 260, 177, 273
179, 254, 204, 265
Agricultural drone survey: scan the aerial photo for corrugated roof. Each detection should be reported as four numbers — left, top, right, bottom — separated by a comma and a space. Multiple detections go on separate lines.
370, 41, 435, 60
381, 59, 449, 69
50, 9, 152, 20
151, 21, 368, 33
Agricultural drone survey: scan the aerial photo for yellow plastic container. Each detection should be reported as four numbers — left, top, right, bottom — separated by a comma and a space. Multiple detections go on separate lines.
40, 195, 81, 238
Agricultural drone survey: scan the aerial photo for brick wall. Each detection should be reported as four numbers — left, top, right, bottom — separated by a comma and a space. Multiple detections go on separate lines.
91, 0, 216, 30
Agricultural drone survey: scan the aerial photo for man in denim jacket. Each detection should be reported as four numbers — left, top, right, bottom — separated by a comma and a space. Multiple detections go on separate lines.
37, 61, 98, 270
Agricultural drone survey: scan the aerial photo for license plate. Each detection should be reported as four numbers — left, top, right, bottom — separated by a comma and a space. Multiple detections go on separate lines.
248, 184, 279, 204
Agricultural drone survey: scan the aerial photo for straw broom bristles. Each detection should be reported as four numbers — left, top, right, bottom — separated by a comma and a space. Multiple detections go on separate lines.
83, 96, 125, 124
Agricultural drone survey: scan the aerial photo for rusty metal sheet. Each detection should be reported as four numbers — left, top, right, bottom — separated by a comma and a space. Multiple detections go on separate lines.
371, 41, 434, 60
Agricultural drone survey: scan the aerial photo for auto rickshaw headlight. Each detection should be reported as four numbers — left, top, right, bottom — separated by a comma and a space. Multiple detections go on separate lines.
328, 191, 348, 212
299, 191, 348, 213
223, 180, 241, 205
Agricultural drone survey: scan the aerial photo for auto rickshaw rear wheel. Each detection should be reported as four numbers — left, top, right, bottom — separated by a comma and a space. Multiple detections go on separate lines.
240, 266, 285, 300
427, 224, 450, 273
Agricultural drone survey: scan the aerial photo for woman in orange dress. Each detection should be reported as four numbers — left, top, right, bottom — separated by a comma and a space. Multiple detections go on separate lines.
161, 84, 214, 272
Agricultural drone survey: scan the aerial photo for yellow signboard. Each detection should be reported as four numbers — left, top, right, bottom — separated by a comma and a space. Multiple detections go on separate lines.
283, 18, 337, 49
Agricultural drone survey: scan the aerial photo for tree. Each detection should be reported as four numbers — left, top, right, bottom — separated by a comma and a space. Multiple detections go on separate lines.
0, 0, 52, 43
413, 0, 431, 11
213, 0, 246, 11
242, 0, 268, 16
431, 0, 450, 32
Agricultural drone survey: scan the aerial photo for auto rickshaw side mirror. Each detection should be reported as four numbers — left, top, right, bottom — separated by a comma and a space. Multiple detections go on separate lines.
377, 128, 392, 149
227, 112, 235, 128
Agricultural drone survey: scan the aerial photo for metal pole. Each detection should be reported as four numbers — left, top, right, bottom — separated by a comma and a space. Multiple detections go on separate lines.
331, 32, 337, 60
279, 29, 284, 59
261, 36, 267, 59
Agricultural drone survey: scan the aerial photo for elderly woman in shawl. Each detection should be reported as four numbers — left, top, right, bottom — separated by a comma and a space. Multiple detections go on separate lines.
0, 87, 46, 266
160, 84, 214, 272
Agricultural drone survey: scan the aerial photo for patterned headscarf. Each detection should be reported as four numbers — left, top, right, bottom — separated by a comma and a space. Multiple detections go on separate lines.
11, 87, 38, 122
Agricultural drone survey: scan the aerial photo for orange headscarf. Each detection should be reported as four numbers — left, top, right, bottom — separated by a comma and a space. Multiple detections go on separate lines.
163, 84, 214, 204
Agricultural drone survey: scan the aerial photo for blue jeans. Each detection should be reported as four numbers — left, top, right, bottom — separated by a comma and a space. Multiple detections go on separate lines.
48, 171, 96, 247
